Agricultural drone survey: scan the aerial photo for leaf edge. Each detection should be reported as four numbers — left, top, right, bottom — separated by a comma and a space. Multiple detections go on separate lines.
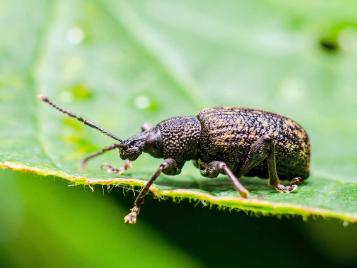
1, 161, 356, 224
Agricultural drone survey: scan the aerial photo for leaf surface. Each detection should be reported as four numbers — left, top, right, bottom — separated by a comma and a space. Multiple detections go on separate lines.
1, 0, 357, 222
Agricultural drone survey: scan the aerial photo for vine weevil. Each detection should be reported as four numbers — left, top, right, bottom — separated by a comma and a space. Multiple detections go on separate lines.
39, 95, 310, 224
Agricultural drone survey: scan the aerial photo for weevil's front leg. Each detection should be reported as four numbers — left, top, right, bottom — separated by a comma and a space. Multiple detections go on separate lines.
124, 158, 181, 224
201, 161, 249, 198
101, 160, 132, 175
236, 136, 297, 193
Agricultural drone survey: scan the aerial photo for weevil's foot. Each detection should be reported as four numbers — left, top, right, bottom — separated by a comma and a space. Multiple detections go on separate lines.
124, 206, 139, 224
239, 189, 249, 198
123, 160, 133, 170
287, 184, 298, 192
275, 184, 298, 193
80, 159, 88, 171
290, 177, 304, 186
101, 160, 132, 175
101, 163, 123, 174
124, 212, 137, 224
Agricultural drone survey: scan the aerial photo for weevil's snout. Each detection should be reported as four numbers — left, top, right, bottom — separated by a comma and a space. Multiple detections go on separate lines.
120, 127, 163, 161
119, 142, 142, 161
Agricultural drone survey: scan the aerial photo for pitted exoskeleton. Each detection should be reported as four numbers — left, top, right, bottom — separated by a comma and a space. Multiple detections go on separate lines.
39, 96, 310, 224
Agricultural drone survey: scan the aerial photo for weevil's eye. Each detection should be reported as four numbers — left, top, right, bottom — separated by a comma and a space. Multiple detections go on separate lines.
119, 143, 128, 150
119, 127, 163, 160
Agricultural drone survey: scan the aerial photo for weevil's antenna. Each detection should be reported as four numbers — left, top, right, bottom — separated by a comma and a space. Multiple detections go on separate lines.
38, 95, 123, 143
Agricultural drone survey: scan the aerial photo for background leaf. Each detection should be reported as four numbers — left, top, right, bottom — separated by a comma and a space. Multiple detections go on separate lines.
1, 0, 357, 222
0, 170, 200, 267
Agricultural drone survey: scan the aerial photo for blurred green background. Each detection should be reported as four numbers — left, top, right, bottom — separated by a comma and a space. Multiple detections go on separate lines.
1, 170, 357, 267
1, 0, 357, 267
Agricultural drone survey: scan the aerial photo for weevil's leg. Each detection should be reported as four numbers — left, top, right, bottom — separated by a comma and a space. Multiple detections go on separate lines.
290, 177, 304, 190
265, 139, 297, 193
235, 137, 271, 178
201, 161, 249, 198
235, 136, 296, 193
124, 158, 180, 224
291, 177, 304, 186
101, 160, 132, 175
80, 144, 121, 169
140, 122, 152, 132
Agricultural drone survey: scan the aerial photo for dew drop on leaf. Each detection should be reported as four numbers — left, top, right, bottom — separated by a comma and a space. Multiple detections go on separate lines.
66, 26, 85, 45
134, 95, 151, 110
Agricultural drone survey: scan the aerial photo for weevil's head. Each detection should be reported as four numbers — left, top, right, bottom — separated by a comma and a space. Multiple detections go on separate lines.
120, 127, 164, 161
120, 116, 201, 161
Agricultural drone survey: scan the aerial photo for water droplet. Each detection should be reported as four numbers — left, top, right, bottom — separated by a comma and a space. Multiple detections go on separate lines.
66, 26, 85, 45
280, 78, 304, 102
134, 95, 151, 110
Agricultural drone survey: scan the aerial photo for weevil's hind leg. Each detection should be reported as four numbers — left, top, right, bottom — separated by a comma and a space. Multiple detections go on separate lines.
124, 158, 180, 224
266, 139, 297, 193
80, 144, 121, 169
101, 160, 132, 175
289, 177, 304, 190
291, 177, 304, 186
200, 161, 249, 198
235, 136, 297, 193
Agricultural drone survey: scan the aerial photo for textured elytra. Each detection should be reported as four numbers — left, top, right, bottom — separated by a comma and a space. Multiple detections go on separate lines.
197, 107, 310, 180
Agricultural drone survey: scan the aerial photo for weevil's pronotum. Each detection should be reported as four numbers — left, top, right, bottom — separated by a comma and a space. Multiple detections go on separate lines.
39, 95, 311, 224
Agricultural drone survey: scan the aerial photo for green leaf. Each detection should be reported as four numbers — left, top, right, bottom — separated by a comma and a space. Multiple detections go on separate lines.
1, 0, 357, 222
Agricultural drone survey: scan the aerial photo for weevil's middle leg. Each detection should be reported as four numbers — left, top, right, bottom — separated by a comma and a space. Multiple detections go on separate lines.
200, 161, 249, 198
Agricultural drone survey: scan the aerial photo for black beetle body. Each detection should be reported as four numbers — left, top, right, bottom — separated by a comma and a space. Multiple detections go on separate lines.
39, 96, 310, 224
196, 107, 310, 180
